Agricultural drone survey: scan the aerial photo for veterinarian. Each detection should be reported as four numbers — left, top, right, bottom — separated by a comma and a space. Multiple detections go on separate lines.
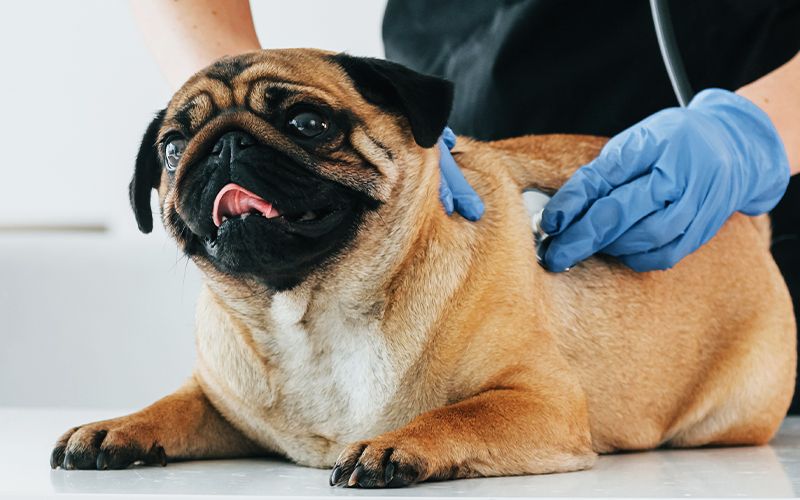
132, 0, 800, 407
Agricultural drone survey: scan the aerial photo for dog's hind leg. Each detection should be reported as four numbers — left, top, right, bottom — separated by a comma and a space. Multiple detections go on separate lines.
50, 375, 264, 470
665, 311, 795, 448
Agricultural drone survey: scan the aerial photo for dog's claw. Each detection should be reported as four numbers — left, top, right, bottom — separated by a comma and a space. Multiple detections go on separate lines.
348, 463, 364, 487
50, 425, 167, 471
96, 450, 110, 470
62, 452, 77, 470
384, 460, 396, 486
156, 446, 167, 467
329, 465, 343, 486
331, 441, 424, 488
50, 446, 66, 469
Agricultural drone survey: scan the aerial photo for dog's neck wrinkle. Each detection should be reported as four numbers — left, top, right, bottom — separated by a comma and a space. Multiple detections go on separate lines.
200, 268, 270, 311
337, 148, 447, 301
340, 150, 478, 352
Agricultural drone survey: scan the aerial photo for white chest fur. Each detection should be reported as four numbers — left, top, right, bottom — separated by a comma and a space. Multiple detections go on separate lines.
195, 286, 405, 466
196, 282, 418, 466
263, 290, 400, 438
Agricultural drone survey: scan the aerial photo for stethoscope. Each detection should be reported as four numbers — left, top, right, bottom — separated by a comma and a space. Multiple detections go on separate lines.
531, 0, 693, 267
650, 0, 694, 106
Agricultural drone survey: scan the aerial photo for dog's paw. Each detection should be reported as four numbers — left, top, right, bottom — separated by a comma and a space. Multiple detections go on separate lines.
50, 420, 167, 470
329, 438, 431, 488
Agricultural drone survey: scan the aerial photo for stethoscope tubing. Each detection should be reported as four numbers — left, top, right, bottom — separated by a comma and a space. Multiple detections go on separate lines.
650, 0, 694, 107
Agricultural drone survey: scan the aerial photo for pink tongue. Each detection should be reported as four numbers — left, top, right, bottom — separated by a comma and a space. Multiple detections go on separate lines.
212, 183, 280, 227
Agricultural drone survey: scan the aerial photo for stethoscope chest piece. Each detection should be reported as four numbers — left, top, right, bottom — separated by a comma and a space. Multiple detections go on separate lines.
522, 189, 563, 270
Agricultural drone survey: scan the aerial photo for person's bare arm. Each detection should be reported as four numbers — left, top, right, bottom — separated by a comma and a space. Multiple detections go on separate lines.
130, 0, 262, 90
738, 51, 800, 176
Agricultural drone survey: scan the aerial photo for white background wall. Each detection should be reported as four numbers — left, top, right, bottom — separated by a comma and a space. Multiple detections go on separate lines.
0, 0, 387, 408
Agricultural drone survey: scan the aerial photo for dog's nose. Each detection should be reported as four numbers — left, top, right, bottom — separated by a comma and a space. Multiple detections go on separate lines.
212, 131, 257, 159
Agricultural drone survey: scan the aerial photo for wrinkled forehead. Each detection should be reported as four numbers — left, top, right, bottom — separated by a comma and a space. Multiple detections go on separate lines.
163, 49, 356, 135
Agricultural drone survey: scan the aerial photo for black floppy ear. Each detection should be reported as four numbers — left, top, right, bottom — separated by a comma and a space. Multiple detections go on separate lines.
330, 54, 453, 148
129, 109, 166, 234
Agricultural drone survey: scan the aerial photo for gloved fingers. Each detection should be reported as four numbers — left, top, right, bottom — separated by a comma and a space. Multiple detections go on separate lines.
541, 126, 661, 235
542, 173, 671, 272
616, 237, 683, 272
541, 164, 613, 235
593, 125, 663, 186
438, 144, 455, 215
441, 126, 457, 149
447, 165, 485, 221
438, 139, 484, 221
439, 175, 454, 215
452, 193, 485, 221
615, 200, 728, 272
602, 194, 697, 257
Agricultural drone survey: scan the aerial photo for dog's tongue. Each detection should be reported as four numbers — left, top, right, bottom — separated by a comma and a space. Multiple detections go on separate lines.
212, 183, 280, 227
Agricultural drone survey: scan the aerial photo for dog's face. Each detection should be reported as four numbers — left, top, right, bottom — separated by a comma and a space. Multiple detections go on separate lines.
130, 49, 453, 290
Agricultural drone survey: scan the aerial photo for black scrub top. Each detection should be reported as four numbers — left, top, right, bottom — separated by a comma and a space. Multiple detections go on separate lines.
383, 0, 800, 412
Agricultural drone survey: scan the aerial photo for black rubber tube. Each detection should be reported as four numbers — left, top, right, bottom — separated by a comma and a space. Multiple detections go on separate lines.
649, 0, 694, 107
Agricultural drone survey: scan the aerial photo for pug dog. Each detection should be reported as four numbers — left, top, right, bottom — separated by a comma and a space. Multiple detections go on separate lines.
51, 49, 795, 488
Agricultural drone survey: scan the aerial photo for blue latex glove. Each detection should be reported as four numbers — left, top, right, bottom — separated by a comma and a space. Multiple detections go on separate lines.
541, 88, 790, 272
439, 127, 484, 221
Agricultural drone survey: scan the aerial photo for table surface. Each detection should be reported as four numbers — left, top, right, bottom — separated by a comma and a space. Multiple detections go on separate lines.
2, 407, 799, 499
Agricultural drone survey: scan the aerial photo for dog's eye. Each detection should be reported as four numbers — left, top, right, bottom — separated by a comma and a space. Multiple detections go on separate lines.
164, 137, 187, 172
287, 111, 328, 139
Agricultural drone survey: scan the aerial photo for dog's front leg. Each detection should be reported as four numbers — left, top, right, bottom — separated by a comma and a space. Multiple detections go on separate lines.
330, 387, 596, 488
50, 376, 262, 470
